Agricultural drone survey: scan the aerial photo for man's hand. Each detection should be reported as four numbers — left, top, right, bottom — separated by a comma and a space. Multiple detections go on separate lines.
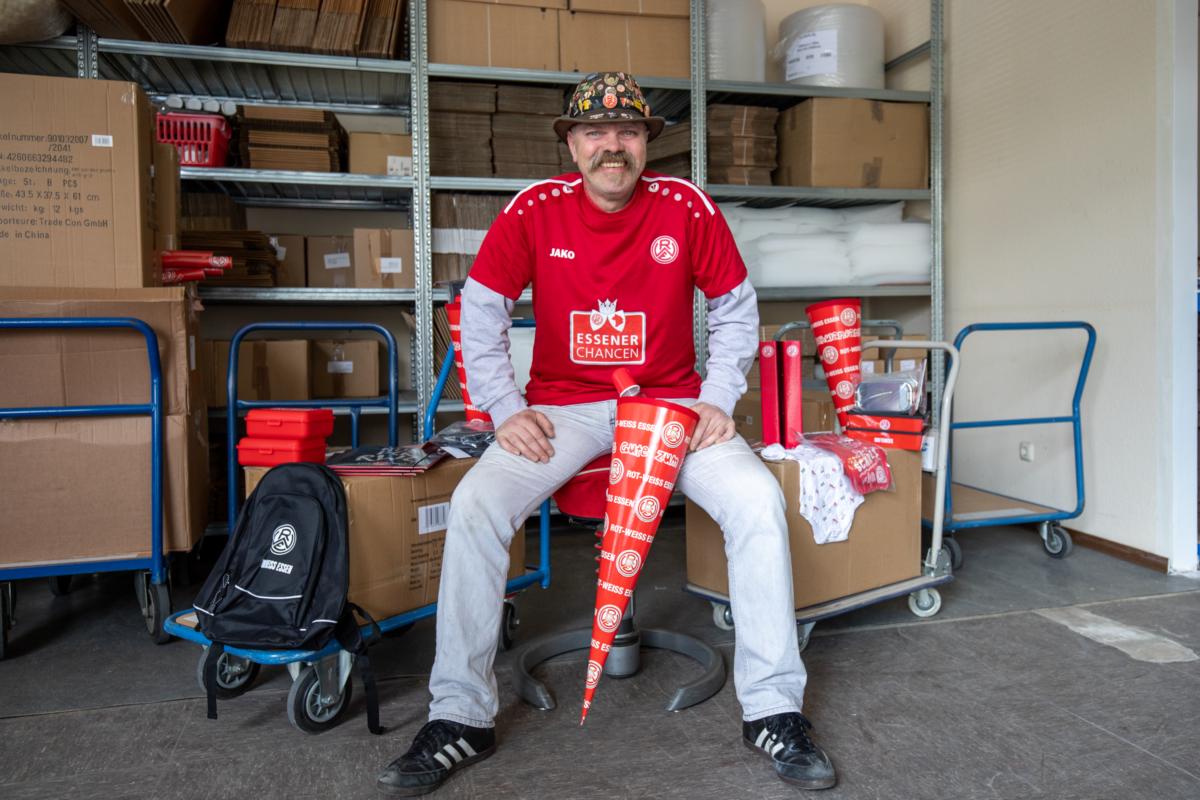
496, 409, 556, 463
689, 402, 736, 452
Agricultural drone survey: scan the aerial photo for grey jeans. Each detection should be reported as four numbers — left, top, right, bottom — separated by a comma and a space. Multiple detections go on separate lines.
427, 399, 807, 727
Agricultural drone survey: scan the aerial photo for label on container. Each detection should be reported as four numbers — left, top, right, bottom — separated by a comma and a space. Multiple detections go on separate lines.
269, 238, 287, 260
900, 359, 917, 371
440, 446, 471, 460
380, 257, 403, 273
324, 252, 351, 269
418, 502, 450, 534
91, 135, 113, 147
327, 361, 354, 373
861, 361, 875, 374
387, 155, 413, 177
786, 29, 838, 81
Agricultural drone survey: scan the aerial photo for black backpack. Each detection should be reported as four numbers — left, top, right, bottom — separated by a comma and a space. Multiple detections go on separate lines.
194, 462, 381, 734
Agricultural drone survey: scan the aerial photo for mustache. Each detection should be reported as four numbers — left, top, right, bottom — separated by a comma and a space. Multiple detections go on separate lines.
588, 150, 635, 171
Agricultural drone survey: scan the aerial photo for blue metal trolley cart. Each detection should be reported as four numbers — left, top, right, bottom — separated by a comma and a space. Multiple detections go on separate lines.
685, 337, 963, 649
0, 317, 170, 660
922, 322, 1096, 567
164, 321, 552, 734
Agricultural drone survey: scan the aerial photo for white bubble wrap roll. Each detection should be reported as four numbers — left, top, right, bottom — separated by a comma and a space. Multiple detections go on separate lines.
773, 3, 884, 90
706, 0, 767, 83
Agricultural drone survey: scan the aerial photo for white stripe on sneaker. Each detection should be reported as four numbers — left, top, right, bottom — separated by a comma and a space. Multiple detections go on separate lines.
755, 729, 770, 748
433, 751, 453, 770
456, 738, 477, 758
771, 741, 785, 756
443, 744, 463, 763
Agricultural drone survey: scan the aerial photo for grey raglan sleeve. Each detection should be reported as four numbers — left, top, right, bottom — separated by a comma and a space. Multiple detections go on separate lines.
697, 278, 759, 417
458, 276, 528, 428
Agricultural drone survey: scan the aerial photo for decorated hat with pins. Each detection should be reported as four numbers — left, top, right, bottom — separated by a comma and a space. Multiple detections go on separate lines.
553, 71, 667, 144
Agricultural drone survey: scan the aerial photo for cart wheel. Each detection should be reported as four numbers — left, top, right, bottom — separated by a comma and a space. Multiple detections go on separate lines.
0, 582, 13, 661
1043, 525, 1073, 559
142, 578, 173, 645
498, 601, 519, 652
797, 622, 815, 654
48, 575, 71, 596
196, 648, 261, 699
942, 537, 963, 571
712, 602, 735, 631
908, 587, 942, 619
287, 664, 352, 734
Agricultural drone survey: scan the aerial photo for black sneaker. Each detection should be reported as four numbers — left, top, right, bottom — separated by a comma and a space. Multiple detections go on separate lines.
743, 712, 836, 790
377, 719, 497, 796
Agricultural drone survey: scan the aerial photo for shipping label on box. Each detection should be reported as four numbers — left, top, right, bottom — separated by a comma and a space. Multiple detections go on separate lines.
349, 132, 414, 177
352, 228, 416, 289
0, 75, 158, 288
306, 236, 354, 288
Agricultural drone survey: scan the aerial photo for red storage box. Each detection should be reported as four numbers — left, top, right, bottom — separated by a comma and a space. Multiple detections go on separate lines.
157, 112, 231, 167
246, 408, 336, 439
237, 436, 327, 467
844, 428, 923, 451
844, 412, 925, 435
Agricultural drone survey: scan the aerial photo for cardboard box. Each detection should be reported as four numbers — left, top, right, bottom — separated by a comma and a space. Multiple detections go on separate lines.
429, 0, 560, 71
803, 389, 836, 433
774, 98, 930, 189
306, 236, 355, 289
269, 234, 307, 287
211, 340, 311, 407
312, 339, 381, 398
0, 287, 201, 416
0, 75, 158, 288
686, 449, 921, 610
153, 142, 181, 251
246, 458, 527, 622
352, 228, 416, 289
569, 0, 688, 17
0, 408, 210, 564
862, 334, 929, 370
349, 132, 413, 177
460, 0, 567, 9
732, 390, 763, 444
559, 11, 690, 79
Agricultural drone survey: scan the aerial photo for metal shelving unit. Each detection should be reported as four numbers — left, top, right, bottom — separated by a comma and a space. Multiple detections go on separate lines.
1, 0, 944, 431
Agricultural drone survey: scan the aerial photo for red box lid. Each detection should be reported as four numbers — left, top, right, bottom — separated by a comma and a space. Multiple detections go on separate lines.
237, 436, 326, 453
246, 408, 335, 424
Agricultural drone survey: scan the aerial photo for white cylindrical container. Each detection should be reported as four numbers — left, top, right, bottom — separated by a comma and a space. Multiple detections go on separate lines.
707, 0, 768, 82
774, 3, 884, 90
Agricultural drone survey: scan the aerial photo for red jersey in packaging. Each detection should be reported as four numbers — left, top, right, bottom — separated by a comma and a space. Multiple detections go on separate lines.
469, 171, 747, 406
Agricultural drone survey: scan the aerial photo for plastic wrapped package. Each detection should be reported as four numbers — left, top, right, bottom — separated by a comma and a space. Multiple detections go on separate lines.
773, 3, 885, 90
0, 0, 73, 44
808, 434, 894, 494
745, 234, 849, 287
853, 362, 927, 416
707, 0, 767, 82
430, 420, 496, 459
848, 244, 931, 285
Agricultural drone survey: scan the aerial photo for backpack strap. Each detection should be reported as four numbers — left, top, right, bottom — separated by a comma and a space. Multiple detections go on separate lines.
203, 642, 225, 720
335, 604, 382, 735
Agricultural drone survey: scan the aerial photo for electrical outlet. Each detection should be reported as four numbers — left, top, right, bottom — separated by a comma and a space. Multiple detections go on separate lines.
1019, 442, 1035, 462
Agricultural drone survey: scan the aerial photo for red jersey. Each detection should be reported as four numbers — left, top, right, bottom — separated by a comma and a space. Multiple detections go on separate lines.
469, 170, 747, 407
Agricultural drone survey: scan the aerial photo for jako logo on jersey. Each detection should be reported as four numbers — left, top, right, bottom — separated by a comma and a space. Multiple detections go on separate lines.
570, 299, 646, 365
270, 524, 297, 555
651, 235, 679, 264
550, 248, 575, 259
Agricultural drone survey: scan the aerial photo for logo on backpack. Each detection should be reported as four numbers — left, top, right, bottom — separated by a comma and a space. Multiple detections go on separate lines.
271, 524, 297, 555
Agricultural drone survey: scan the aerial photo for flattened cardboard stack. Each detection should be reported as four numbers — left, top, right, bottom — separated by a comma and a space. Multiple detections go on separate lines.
707, 104, 778, 186
403, 306, 460, 400
225, 0, 277, 49
645, 120, 692, 178
59, 0, 151, 40
430, 193, 508, 283
124, 0, 232, 45
236, 105, 346, 172
181, 193, 247, 231
429, 82, 495, 178
491, 84, 566, 180
358, 0, 408, 59
312, 0, 366, 56
267, 0, 319, 51
180, 230, 279, 286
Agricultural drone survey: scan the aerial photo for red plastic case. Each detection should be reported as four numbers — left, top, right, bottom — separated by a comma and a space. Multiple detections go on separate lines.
246, 408, 335, 440
844, 428, 923, 451
844, 412, 925, 435
237, 436, 327, 466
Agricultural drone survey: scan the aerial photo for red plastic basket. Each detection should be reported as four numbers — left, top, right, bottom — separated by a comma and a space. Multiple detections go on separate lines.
156, 112, 231, 167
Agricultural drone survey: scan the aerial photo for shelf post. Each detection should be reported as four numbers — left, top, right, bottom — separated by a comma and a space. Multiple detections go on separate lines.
411, 0, 433, 440
930, 0, 945, 427
690, 0, 709, 377
76, 22, 98, 80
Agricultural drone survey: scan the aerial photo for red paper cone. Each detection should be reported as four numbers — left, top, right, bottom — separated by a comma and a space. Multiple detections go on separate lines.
445, 302, 492, 424
160, 250, 231, 269
805, 299, 863, 428
580, 389, 698, 723
162, 267, 207, 284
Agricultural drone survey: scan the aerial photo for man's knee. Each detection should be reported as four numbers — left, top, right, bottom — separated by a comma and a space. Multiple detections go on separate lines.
446, 463, 536, 544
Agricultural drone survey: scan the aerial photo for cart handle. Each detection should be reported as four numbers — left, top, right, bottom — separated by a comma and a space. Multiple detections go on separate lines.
775, 319, 905, 372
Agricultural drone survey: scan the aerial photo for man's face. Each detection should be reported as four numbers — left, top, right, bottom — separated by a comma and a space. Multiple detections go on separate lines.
567, 121, 648, 205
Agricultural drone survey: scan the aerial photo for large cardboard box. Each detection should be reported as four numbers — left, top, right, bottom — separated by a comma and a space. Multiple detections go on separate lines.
0, 407, 210, 564
349, 132, 414, 177
0, 75, 158, 288
862, 333, 929, 372
459, 0, 566, 7
0, 288, 201, 416
803, 389, 836, 433
312, 339, 381, 398
306, 236, 355, 289
211, 340, 311, 407
569, 0, 688, 17
559, 11, 690, 79
686, 449, 921, 610
246, 458, 527, 622
732, 390, 763, 444
352, 228, 416, 289
153, 142, 181, 251
269, 234, 307, 287
774, 99, 930, 189
429, 0, 560, 72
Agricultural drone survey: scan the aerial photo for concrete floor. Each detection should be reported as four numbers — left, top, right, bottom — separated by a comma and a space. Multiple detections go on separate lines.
2, 514, 1198, 799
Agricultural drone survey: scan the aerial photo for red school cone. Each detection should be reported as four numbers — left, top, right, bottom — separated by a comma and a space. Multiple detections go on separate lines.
805, 299, 863, 429
580, 370, 699, 724
445, 302, 492, 424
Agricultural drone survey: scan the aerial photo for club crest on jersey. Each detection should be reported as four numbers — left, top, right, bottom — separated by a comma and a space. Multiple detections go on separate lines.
651, 235, 678, 264
570, 299, 646, 365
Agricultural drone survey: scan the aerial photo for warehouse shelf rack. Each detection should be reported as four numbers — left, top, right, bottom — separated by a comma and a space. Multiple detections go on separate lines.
0, 0, 944, 432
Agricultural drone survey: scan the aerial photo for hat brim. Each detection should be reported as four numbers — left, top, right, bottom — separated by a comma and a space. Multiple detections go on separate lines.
553, 115, 667, 145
